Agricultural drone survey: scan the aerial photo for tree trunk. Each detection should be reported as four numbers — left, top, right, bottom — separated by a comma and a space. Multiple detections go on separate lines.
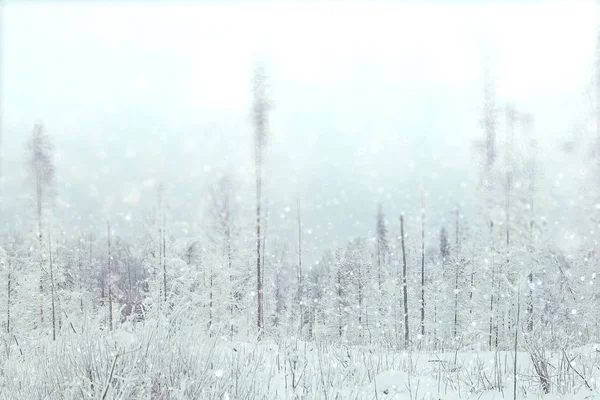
6, 258, 10, 334
38, 177, 44, 326
107, 221, 113, 332
454, 208, 460, 339
297, 198, 303, 336
49, 227, 56, 341
400, 215, 409, 347
256, 158, 263, 333
505, 104, 514, 336
252, 64, 268, 335
163, 209, 167, 303
209, 264, 213, 333
513, 284, 521, 400
79, 238, 84, 313
489, 220, 496, 350
420, 194, 425, 338
337, 269, 343, 339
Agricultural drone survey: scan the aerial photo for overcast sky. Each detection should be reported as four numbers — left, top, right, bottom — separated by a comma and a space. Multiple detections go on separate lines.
2, 1, 598, 264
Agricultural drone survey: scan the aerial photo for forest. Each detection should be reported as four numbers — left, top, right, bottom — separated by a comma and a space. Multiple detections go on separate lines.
2, 2, 600, 400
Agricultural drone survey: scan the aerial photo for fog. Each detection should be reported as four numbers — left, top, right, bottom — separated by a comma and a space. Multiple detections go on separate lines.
2, 1, 596, 264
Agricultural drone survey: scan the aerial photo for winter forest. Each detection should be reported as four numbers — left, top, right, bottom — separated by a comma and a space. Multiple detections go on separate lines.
3, 2, 600, 400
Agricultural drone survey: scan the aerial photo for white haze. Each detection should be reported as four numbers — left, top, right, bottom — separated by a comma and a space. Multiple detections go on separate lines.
2, 1, 596, 264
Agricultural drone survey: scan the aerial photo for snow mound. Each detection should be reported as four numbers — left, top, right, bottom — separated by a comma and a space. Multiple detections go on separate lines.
371, 370, 438, 398
374, 370, 411, 394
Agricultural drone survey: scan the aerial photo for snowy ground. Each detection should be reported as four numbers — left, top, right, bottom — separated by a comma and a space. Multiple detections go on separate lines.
1, 321, 600, 399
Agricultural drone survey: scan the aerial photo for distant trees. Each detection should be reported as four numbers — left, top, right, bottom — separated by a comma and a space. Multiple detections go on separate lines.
207, 173, 239, 336
4, 57, 600, 376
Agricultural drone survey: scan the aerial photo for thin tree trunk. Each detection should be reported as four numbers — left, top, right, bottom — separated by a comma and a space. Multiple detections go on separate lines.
127, 253, 132, 306
400, 215, 409, 347
297, 198, 303, 336
513, 283, 521, 400
420, 194, 425, 338
454, 207, 460, 339
49, 227, 56, 341
256, 158, 263, 333
107, 221, 113, 332
38, 177, 44, 325
596, 29, 600, 163
79, 238, 84, 313
337, 269, 343, 339
262, 202, 267, 330
253, 65, 268, 335
6, 257, 10, 334
227, 225, 234, 337
163, 208, 167, 303
209, 264, 213, 333
527, 123, 536, 333
489, 220, 496, 350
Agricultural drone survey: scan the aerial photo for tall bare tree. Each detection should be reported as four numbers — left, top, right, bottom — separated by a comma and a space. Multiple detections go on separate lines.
420, 194, 426, 338
25, 123, 55, 325
400, 215, 409, 346
252, 63, 270, 333
48, 226, 56, 340
454, 207, 460, 339
107, 221, 113, 331
2, 245, 9, 334
596, 29, 600, 163
375, 205, 388, 292
297, 198, 303, 336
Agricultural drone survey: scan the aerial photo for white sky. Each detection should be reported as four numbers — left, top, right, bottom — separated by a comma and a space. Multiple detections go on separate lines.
2, 1, 598, 261
5, 2, 596, 118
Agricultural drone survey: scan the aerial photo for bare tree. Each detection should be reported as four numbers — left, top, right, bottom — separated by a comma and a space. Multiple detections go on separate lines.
454, 207, 460, 339
2, 246, 9, 334
596, 29, 600, 163
155, 184, 167, 305
480, 64, 499, 349
297, 198, 303, 336
420, 194, 425, 338
25, 123, 55, 325
505, 104, 515, 334
252, 63, 270, 333
521, 114, 536, 333
376, 204, 388, 293
400, 215, 409, 346
489, 220, 498, 350
48, 226, 56, 340
107, 221, 113, 331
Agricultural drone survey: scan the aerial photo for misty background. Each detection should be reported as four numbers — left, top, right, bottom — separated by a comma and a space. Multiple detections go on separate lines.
2, 1, 597, 266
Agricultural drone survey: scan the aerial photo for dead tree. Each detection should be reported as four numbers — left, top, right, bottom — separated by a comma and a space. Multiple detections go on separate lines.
376, 204, 388, 318
162, 205, 167, 303
48, 227, 56, 340
454, 207, 460, 340
25, 123, 55, 326
480, 64, 499, 349
252, 63, 270, 333
400, 215, 409, 346
420, 194, 425, 338
522, 114, 536, 333
3, 246, 10, 334
297, 198, 303, 336
107, 221, 113, 331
